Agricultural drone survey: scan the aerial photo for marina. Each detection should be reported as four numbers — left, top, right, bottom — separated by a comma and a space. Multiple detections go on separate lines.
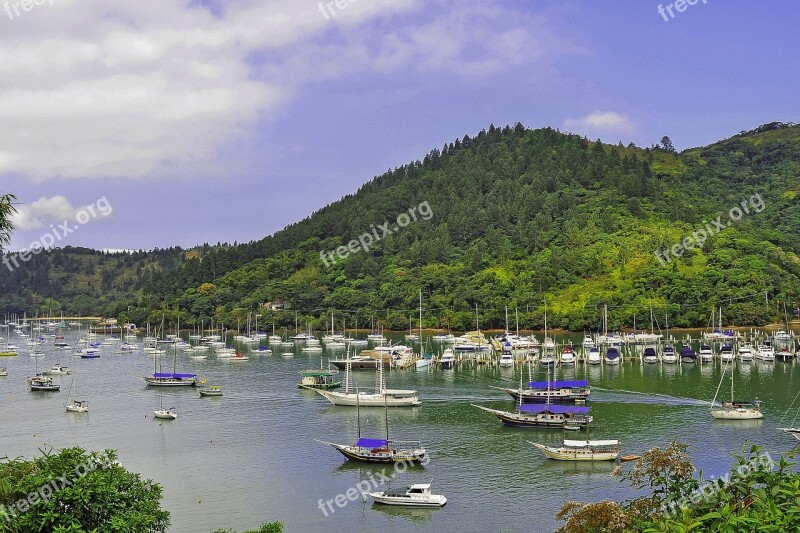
1, 324, 800, 531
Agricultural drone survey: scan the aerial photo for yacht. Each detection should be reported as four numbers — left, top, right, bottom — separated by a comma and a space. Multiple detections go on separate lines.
738, 344, 754, 361
28, 375, 60, 391
719, 344, 735, 362
498, 343, 514, 367
604, 347, 620, 365
756, 344, 775, 362
661, 345, 677, 364
44, 364, 72, 375
586, 347, 602, 365
368, 483, 447, 508
698, 345, 714, 363
774, 330, 791, 341
642, 346, 659, 364
439, 348, 455, 368
529, 438, 621, 461
710, 362, 762, 420
581, 334, 595, 349
679, 345, 696, 364
559, 345, 576, 367
500, 379, 590, 404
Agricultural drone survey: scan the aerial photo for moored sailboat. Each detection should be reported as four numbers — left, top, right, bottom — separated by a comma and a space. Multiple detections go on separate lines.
710, 361, 763, 420
528, 438, 620, 461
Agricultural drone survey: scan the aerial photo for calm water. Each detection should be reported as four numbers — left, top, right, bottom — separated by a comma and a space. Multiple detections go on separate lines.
1, 329, 800, 533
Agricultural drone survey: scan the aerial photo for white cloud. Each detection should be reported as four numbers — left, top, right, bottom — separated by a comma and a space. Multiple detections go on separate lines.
10, 196, 110, 230
562, 111, 635, 138
0, 0, 568, 181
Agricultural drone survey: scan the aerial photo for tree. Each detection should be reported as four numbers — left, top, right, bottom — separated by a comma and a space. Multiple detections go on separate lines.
0, 447, 170, 531
659, 135, 676, 153
0, 193, 16, 250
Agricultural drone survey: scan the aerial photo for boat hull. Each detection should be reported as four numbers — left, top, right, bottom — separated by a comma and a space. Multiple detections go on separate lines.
369, 494, 446, 507
710, 408, 763, 420
503, 388, 590, 404
530, 442, 619, 461
332, 444, 426, 464
316, 389, 420, 407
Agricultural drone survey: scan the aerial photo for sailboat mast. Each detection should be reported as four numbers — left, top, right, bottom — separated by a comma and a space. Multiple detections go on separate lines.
418, 288, 423, 344
384, 393, 390, 442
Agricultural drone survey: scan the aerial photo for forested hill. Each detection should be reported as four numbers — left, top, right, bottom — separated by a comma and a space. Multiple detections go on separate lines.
3, 122, 800, 332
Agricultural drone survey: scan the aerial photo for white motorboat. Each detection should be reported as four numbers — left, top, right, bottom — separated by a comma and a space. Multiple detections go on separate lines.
755, 344, 775, 362
774, 330, 791, 341
581, 334, 595, 349
698, 345, 714, 362
0, 367, 7, 376
65, 400, 88, 413
529, 439, 621, 461
368, 483, 446, 507
44, 364, 72, 375
586, 347, 602, 365
559, 345, 576, 367
661, 345, 677, 364
604, 347, 620, 365
738, 344, 754, 361
499, 344, 514, 367
439, 348, 455, 368
642, 346, 658, 364
719, 344, 735, 362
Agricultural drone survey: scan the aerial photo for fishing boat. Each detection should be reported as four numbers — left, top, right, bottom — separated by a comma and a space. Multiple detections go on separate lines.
28, 375, 60, 391
318, 391, 426, 464
439, 348, 455, 368
586, 347, 602, 365
297, 368, 341, 389
199, 385, 223, 397
153, 393, 177, 420
604, 347, 620, 365
680, 345, 696, 364
661, 345, 677, 364
710, 361, 763, 420
698, 345, 714, 363
368, 483, 446, 507
44, 364, 71, 375
314, 357, 420, 407
755, 344, 775, 362
642, 346, 658, 364
64, 375, 88, 412
528, 438, 620, 461
559, 345, 576, 367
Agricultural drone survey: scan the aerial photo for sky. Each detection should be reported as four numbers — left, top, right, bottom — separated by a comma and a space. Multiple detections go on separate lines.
0, 0, 798, 252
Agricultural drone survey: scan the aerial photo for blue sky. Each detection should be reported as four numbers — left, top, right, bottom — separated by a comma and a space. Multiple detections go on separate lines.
1, 0, 797, 251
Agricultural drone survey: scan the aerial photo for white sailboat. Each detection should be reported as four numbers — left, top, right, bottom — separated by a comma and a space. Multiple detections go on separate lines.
153, 392, 177, 419
313, 354, 420, 407
710, 361, 763, 420
528, 438, 620, 461
64, 375, 88, 413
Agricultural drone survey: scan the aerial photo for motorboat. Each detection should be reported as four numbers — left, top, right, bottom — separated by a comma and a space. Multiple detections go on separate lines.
44, 364, 71, 375
698, 345, 714, 362
368, 483, 446, 507
679, 345, 696, 364
499, 343, 514, 367
586, 347, 602, 365
604, 347, 620, 365
642, 346, 658, 364
199, 385, 223, 397
661, 345, 677, 364
773, 330, 791, 341
559, 345, 576, 367
755, 344, 775, 362
529, 438, 621, 461
581, 334, 595, 349
439, 348, 455, 368
738, 344, 754, 361
719, 344, 735, 362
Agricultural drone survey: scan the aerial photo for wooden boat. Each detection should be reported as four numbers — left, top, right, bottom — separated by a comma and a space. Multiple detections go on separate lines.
199, 385, 223, 397
529, 439, 620, 461
710, 361, 763, 420
368, 483, 446, 507
473, 403, 592, 428
498, 379, 590, 404
318, 392, 426, 464
28, 375, 60, 391
619, 454, 641, 462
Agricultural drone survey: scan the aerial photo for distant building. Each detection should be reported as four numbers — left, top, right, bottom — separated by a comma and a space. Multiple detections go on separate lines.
263, 299, 290, 311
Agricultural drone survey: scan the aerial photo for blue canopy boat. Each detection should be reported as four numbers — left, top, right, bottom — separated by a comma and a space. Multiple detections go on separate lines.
497, 379, 590, 403
473, 402, 592, 429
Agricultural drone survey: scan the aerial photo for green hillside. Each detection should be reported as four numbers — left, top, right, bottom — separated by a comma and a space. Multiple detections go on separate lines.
3, 122, 800, 331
